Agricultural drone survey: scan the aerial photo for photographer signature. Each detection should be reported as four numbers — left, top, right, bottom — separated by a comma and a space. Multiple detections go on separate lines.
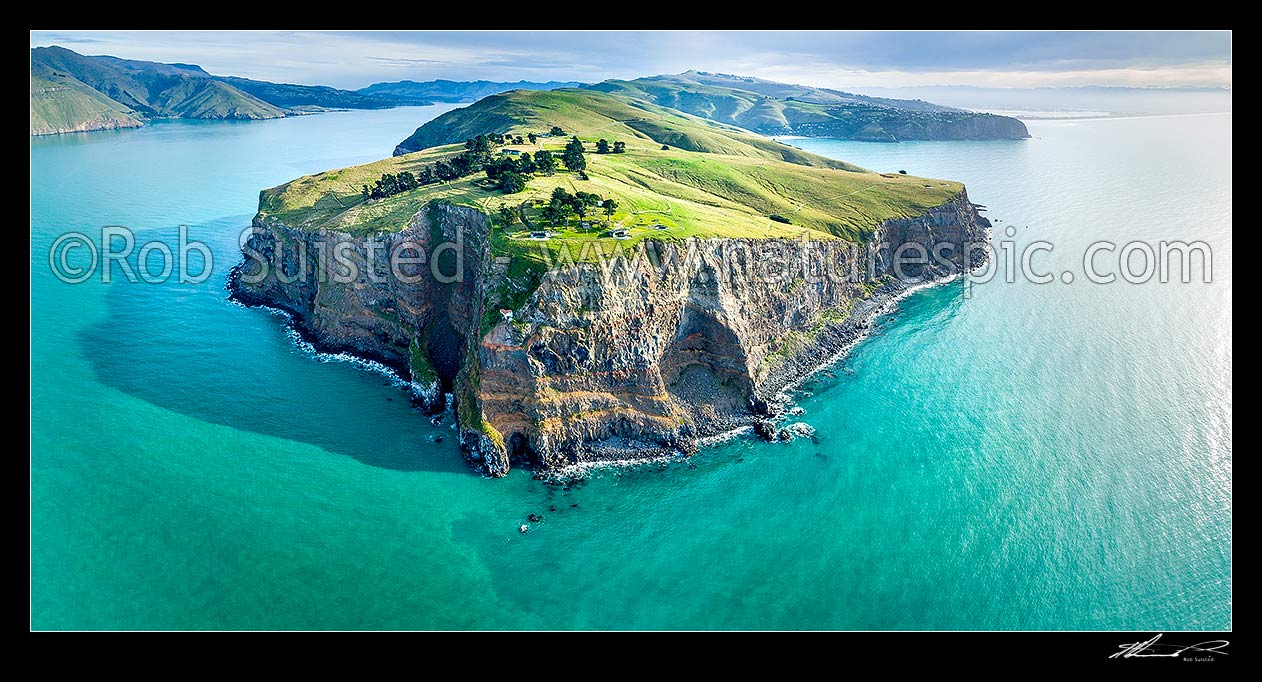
1110, 634, 1229, 659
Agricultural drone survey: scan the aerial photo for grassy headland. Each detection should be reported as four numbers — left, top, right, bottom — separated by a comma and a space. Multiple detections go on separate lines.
261, 88, 962, 263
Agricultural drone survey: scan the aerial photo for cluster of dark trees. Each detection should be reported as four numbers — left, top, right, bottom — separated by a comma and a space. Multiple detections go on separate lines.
595, 139, 626, 154
464, 134, 499, 153
361, 134, 509, 200
495, 203, 518, 227
483, 148, 559, 193
485, 136, 585, 193
361, 156, 480, 200
541, 187, 617, 228
362, 171, 421, 200
360, 130, 600, 201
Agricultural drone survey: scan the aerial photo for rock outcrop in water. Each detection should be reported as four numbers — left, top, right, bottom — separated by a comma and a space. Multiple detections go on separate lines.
231, 194, 988, 476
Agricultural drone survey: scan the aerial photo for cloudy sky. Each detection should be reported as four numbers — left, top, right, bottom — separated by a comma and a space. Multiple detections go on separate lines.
29, 30, 1232, 91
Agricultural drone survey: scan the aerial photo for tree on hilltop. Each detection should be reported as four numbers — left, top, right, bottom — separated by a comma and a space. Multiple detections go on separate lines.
499, 171, 527, 194
563, 136, 587, 172
534, 149, 557, 175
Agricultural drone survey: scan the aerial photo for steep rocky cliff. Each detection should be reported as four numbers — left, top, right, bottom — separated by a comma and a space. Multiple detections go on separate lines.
230, 203, 489, 415
231, 193, 988, 476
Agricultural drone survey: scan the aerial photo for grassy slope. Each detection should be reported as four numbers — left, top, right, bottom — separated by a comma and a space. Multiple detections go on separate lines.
149, 79, 285, 120
261, 128, 960, 246
588, 73, 1024, 140
590, 78, 785, 127
30, 74, 143, 135
590, 77, 847, 131
31, 46, 286, 129
394, 88, 864, 171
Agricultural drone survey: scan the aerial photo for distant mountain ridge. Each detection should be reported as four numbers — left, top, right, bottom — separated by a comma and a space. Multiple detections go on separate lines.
585, 71, 1029, 142
357, 79, 584, 103
628, 71, 964, 111
30, 46, 589, 136
213, 76, 401, 111
30, 46, 422, 136
31, 48, 1027, 142
31, 45, 287, 129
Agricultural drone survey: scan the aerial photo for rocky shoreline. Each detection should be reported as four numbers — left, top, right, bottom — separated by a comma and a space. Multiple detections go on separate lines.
542, 268, 972, 478
229, 193, 989, 477
226, 273, 445, 411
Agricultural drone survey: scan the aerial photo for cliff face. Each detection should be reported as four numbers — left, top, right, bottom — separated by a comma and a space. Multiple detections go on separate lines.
230, 203, 491, 414
881, 114, 1031, 142
232, 193, 988, 476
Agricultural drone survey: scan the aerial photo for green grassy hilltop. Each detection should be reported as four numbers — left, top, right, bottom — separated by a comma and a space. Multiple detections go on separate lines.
263, 85, 954, 328
393, 88, 864, 169
257, 87, 963, 283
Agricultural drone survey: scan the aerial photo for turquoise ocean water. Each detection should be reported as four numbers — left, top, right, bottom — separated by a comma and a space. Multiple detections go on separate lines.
30, 108, 1231, 629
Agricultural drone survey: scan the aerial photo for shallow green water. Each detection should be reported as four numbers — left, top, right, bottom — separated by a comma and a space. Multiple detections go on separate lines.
30, 110, 1231, 630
